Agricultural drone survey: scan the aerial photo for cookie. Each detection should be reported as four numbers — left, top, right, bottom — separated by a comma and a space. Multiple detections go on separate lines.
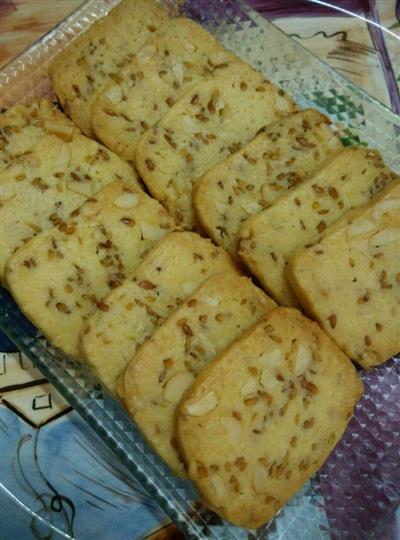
193, 109, 342, 258
135, 62, 297, 229
5, 181, 174, 357
122, 274, 276, 476
91, 18, 236, 160
50, 0, 168, 137
177, 307, 363, 528
238, 147, 399, 306
81, 231, 239, 394
0, 100, 76, 168
0, 131, 141, 281
288, 181, 400, 368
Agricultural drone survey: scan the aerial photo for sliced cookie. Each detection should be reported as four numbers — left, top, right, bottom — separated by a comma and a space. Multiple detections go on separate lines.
135, 62, 297, 229
238, 147, 399, 306
193, 109, 342, 258
0, 100, 76, 168
0, 131, 141, 280
81, 231, 239, 394
91, 18, 236, 160
50, 0, 168, 137
122, 274, 276, 476
288, 181, 400, 368
5, 181, 174, 357
177, 307, 363, 528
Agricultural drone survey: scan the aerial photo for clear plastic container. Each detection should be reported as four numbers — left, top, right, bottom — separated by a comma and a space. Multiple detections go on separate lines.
1, 1, 399, 538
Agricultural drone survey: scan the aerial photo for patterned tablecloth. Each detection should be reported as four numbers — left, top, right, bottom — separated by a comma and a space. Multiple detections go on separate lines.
0, 1, 399, 539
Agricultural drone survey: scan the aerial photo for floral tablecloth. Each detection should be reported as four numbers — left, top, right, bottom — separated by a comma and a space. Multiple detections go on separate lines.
0, 1, 399, 539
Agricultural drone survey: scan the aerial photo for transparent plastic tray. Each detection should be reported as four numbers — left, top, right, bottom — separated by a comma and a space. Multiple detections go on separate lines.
0, 1, 399, 538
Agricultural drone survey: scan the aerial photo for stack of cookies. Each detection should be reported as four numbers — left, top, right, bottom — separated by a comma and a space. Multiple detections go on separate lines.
1, 0, 398, 529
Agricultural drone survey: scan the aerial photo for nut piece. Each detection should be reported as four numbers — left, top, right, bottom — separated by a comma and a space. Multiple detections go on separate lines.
182, 115, 198, 133
184, 391, 218, 416
372, 198, 400, 219
172, 63, 184, 84
163, 371, 195, 403
369, 228, 398, 247
106, 85, 123, 104
202, 295, 220, 307
215, 201, 228, 214
53, 144, 71, 169
276, 93, 291, 112
114, 192, 139, 209
137, 43, 157, 63
259, 349, 283, 368
45, 121, 74, 142
252, 463, 269, 494
295, 344, 313, 376
240, 198, 261, 214
193, 332, 216, 358
348, 218, 375, 238
0, 182, 16, 202
67, 178, 92, 197
181, 281, 194, 295
260, 369, 278, 390
220, 416, 242, 441
140, 222, 166, 241
240, 379, 258, 397
215, 98, 225, 112
183, 40, 196, 53
210, 474, 226, 499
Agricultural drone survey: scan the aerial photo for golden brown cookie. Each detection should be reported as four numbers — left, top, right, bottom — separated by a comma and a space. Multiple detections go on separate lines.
81, 232, 239, 394
288, 181, 400, 368
135, 62, 297, 229
5, 181, 174, 357
0, 131, 141, 280
193, 109, 342, 258
91, 18, 236, 160
122, 274, 275, 476
238, 147, 399, 306
50, 0, 167, 137
177, 308, 363, 528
